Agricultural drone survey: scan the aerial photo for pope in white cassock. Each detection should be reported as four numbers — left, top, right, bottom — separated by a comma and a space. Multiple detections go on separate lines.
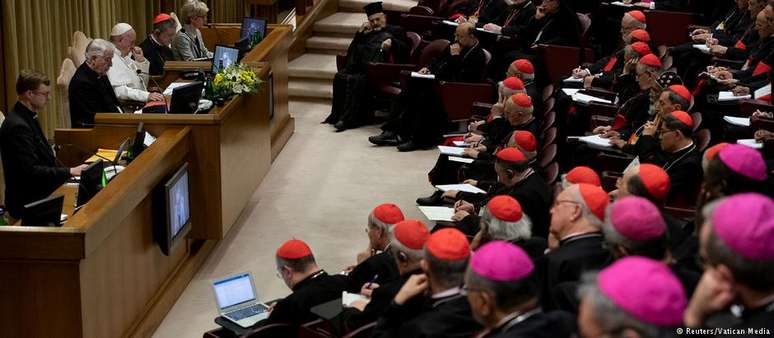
107, 23, 165, 103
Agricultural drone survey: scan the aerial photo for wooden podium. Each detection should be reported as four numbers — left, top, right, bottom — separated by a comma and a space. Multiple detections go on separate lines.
0, 127, 212, 338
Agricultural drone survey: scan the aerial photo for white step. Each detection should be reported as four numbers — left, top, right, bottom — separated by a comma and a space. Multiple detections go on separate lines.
289, 53, 338, 80
314, 12, 366, 34
340, 0, 418, 12
289, 79, 333, 99
305, 35, 352, 52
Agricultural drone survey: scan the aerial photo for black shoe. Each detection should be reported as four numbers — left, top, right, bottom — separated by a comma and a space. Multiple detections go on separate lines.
368, 131, 399, 146
397, 140, 421, 152
416, 190, 443, 206
334, 121, 347, 132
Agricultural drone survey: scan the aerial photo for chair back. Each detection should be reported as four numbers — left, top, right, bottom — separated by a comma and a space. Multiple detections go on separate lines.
532, 44, 594, 84
342, 322, 378, 338
694, 128, 711, 152
541, 110, 556, 133
240, 323, 294, 338
542, 126, 557, 148
577, 13, 592, 41
542, 84, 554, 102
540, 161, 560, 185
419, 39, 450, 66
538, 143, 557, 168
406, 31, 422, 59
409, 5, 434, 15
437, 82, 495, 121
543, 97, 555, 115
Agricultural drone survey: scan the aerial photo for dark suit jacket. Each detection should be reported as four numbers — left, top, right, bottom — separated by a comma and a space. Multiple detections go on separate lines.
430, 44, 487, 82
139, 35, 175, 75
68, 63, 120, 128
346, 250, 400, 293
0, 102, 71, 219
265, 271, 348, 327
372, 292, 482, 338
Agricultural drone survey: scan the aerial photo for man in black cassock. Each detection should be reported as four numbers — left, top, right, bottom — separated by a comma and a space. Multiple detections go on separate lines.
324, 2, 410, 132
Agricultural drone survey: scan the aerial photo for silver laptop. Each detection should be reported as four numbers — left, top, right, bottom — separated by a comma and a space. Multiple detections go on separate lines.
211, 272, 270, 328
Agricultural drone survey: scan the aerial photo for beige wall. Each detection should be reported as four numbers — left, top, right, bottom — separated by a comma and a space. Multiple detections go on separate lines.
0, 0, 244, 138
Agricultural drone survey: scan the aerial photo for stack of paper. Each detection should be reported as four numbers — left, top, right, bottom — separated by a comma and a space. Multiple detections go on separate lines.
342, 292, 369, 308
562, 88, 581, 96
86, 149, 118, 163
737, 139, 763, 149
578, 134, 613, 148
418, 206, 456, 222
435, 184, 487, 194
723, 116, 751, 127
438, 145, 466, 156
718, 91, 750, 101
442, 20, 460, 27
449, 156, 475, 164
452, 140, 468, 147
692, 44, 711, 54
410, 72, 435, 80
573, 93, 613, 104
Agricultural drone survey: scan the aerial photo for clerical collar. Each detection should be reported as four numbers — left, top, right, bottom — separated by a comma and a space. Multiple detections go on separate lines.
150, 33, 165, 47
672, 141, 695, 154
663, 142, 695, 172
493, 307, 542, 333
559, 232, 603, 246
292, 270, 326, 291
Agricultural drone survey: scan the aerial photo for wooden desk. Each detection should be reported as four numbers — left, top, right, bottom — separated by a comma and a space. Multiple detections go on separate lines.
93, 64, 272, 240
0, 127, 215, 337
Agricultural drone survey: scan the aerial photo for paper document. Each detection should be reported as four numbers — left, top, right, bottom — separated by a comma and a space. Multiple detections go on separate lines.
438, 145, 466, 156
442, 20, 460, 27
692, 44, 711, 54
718, 91, 750, 101
144, 133, 157, 147
611, 1, 635, 7
562, 88, 581, 96
449, 156, 475, 164
476, 27, 498, 34
563, 76, 583, 83
436, 184, 487, 194
755, 84, 771, 99
86, 149, 118, 163
578, 134, 613, 148
737, 139, 763, 149
411, 72, 436, 80
723, 116, 751, 127
418, 206, 456, 222
163, 82, 193, 96
452, 140, 468, 147
573, 93, 613, 104
342, 292, 369, 308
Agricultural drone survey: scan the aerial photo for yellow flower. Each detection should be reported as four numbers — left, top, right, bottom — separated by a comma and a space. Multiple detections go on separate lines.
213, 73, 224, 86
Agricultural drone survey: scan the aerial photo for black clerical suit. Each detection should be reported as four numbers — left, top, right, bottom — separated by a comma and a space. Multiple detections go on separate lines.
68, 63, 120, 128
372, 289, 482, 338
0, 102, 72, 219
537, 232, 612, 311
140, 35, 175, 75
325, 24, 409, 128
479, 309, 577, 338
635, 137, 703, 206
346, 249, 400, 293
264, 270, 348, 327
500, 1, 538, 37
456, 170, 552, 238
716, 300, 774, 337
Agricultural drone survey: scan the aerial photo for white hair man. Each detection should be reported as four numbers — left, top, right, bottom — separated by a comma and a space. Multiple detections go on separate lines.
107, 23, 164, 103
69, 38, 121, 127
472, 195, 547, 261
346, 203, 405, 293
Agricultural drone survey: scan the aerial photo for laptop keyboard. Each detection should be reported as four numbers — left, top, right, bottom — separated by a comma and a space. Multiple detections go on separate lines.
227, 305, 264, 320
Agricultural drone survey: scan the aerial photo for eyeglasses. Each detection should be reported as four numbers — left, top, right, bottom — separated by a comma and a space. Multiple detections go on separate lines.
552, 199, 580, 208
32, 91, 50, 98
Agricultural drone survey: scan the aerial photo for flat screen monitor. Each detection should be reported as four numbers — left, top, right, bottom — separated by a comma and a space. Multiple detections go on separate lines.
77, 160, 105, 207
213, 45, 239, 73
154, 162, 192, 256
22, 194, 64, 227
114, 138, 130, 164
131, 122, 146, 161
168, 81, 203, 114
240, 17, 267, 46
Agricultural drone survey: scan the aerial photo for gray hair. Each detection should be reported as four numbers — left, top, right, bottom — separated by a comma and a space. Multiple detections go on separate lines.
571, 187, 604, 228
479, 207, 532, 242
180, 0, 209, 24
465, 266, 537, 311
424, 249, 468, 289
85, 38, 115, 60
578, 273, 664, 337
368, 213, 394, 233
154, 18, 177, 34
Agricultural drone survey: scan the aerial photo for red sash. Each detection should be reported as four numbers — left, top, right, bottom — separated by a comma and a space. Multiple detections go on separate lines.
753, 61, 772, 77
735, 39, 747, 50
603, 57, 618, 73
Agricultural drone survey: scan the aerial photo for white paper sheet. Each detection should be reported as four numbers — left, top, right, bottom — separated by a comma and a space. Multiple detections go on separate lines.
438, 145, 466, 156
562, 88, 581, 96
611, 1, 635, 7
755, 84, 771, 99
578, 134, 613, 148
162, 82, 192, 96
442, 20, 460, 27
718, 91, 750, 101
573, 93, 613, 104
418, 206, 456, 222
449, 156, 475, 164
723, 116, 751, 127
563, 76, 583, 83
452, 140, 468, 147
435, 184, 487, 194
737, 138, 763, 149
144, 133, 157, 147
342, 292, 369, 308
410, 72, 436, 80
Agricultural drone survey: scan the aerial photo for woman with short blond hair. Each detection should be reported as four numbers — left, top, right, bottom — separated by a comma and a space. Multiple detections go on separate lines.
172, 0, 213, 60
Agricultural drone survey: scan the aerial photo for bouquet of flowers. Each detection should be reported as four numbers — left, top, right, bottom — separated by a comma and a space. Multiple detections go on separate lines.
211, 63, 262, 98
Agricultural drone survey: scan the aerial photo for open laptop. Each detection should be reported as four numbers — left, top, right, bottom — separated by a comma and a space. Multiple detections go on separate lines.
211, 272, 270, 328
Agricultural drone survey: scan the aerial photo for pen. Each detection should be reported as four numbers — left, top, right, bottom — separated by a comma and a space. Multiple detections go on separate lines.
366, 274, 379, 289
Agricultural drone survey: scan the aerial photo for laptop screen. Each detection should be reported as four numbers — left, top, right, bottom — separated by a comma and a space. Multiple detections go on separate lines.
213, 45, 239, 73
213, 273, 256, 310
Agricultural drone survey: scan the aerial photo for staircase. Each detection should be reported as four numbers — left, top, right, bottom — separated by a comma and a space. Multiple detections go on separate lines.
288, 0, 418, 101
